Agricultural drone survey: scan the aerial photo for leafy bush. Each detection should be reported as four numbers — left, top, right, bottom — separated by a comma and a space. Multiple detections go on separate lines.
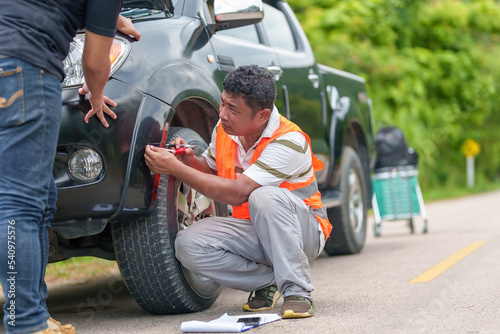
289, 0, 500, 190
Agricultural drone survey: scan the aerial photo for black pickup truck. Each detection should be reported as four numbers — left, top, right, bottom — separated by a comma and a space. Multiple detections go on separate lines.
54, 0, 375, 314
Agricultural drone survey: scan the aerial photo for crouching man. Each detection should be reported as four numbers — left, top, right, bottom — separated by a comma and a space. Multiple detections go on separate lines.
144, 65, 331, 318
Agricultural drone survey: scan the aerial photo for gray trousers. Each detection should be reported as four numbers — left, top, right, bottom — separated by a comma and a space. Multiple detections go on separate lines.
175, 186, 323, 300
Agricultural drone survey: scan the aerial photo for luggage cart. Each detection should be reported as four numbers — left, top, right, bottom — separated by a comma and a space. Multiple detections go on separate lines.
371, 126, 428, 237
371, 166, 428, 237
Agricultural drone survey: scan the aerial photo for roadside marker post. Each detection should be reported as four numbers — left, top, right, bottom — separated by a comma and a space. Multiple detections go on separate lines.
461, 139, 480, 189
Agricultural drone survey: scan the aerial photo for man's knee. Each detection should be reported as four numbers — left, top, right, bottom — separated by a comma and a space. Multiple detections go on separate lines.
174, 230, 197, 270
249, 186, 286, 213
174, 225, 213, 273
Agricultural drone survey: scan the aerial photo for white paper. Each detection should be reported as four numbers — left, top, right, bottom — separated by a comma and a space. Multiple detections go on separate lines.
180, 320, 248, 333
181, 313, 281, 333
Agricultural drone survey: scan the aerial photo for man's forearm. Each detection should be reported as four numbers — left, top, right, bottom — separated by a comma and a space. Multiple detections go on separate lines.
80, 30, 117, 127
145, 145, 259, 206
82, 47, 111, 100
184, 154, 217, 175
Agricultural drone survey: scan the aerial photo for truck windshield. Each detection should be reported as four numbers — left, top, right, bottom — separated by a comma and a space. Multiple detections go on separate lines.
122, 0, 176, 17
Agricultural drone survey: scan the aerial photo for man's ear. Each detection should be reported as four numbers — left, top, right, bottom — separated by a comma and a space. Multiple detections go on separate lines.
259, 108, 272, 123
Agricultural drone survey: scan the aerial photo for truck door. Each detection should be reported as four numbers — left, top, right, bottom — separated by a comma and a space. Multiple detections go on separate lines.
208, 21, 280, 93
260, 2, 326, 145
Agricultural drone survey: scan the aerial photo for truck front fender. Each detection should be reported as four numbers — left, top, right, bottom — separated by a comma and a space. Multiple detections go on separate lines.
145, 62, 221, 111
112, 63, 221, 221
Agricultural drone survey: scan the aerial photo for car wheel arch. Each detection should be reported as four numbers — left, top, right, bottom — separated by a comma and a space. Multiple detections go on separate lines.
329, 119, 369, 189
170, 97, 220, 144
145, 61, 221, 110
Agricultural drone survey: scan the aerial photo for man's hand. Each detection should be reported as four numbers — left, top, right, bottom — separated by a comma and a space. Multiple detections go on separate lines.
79, 16, 140, 128
82, 30, 116, 128
78, 83, 117, 127
170, 137, 196, 164
145, 145, 183, 175
117, 15, 141, 40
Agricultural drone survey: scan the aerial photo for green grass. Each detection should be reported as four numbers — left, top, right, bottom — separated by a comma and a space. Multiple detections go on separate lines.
0, 257, 118, 292
421, 180, 500, 202
45, 257, 118, 284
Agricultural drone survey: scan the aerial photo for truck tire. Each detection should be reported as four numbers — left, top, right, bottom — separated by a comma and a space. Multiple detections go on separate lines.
324, 146, 368, 255
112, 127, 225, 314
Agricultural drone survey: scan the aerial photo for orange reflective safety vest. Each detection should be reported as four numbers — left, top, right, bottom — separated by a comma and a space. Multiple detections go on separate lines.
215, 115, 332, 239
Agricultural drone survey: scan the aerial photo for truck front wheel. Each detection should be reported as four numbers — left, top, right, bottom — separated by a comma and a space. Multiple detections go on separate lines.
112, 127, 225, 314
323, 146, 368, 255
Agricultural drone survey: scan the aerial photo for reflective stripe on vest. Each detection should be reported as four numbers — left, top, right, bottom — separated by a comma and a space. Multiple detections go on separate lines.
215, 115, 332, 238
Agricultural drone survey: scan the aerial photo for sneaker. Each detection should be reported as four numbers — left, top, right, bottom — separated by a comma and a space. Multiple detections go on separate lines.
32, 317, 76, 334
280, 296, 314, 319
242, 283, 281, 312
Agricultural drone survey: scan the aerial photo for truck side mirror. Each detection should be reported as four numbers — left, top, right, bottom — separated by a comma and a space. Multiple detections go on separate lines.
209, 0, 264, 33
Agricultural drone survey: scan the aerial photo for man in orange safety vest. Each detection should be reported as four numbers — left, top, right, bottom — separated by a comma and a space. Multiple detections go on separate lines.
145, 65, 331, 319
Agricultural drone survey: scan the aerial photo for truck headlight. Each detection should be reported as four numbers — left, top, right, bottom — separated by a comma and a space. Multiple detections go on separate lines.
68, 148, 104, 181
62, 35, 130, 88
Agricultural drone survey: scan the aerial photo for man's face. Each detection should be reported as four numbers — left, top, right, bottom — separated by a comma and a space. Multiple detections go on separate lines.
219, 90, 262, 137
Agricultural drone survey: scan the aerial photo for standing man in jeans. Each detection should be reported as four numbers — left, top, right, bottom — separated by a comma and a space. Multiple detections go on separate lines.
0, 1, 136, 333
145, 65, 332, 319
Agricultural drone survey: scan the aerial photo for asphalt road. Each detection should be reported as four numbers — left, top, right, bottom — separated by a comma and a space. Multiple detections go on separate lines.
2, 189, 500, 333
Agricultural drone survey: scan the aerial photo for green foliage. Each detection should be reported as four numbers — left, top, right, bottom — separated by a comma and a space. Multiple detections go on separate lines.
288, 0, 500, 191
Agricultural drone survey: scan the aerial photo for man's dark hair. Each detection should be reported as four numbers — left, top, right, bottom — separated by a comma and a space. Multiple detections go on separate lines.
222, 65, 277, 117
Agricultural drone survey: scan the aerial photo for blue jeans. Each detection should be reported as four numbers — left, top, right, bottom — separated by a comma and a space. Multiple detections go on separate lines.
0, 55, 61, 333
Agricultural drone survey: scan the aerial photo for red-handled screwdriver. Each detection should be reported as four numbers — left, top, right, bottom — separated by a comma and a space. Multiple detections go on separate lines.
166, 143, 196, 149
164, 144, 196, 155
148, 143, 196, 155
165, 147, 187, 155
